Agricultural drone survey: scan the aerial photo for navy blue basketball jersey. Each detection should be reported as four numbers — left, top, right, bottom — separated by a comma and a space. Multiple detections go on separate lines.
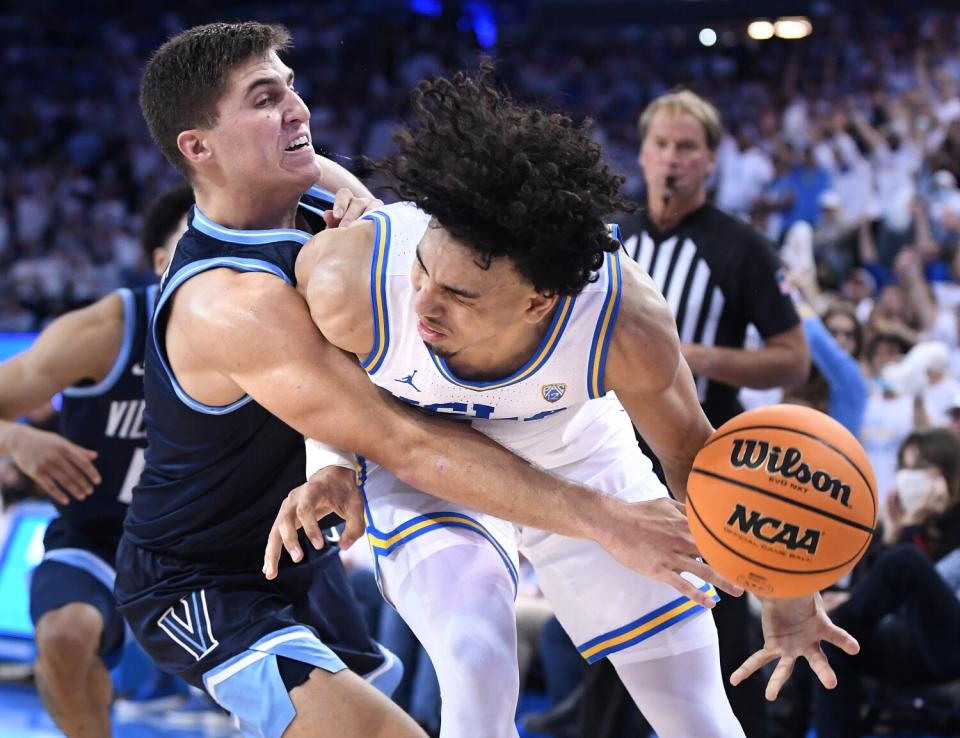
124, 186, 337, 565
45, 285, 157, 559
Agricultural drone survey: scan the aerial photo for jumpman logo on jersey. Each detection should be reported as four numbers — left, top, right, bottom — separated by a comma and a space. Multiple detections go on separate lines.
395, 370, 421, 392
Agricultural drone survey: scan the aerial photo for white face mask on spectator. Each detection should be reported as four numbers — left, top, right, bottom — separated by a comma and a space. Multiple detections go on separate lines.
896, 469, 935, 515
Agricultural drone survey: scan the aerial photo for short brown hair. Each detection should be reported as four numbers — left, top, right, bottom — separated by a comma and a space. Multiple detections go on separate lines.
140, 22, 292, 179
637, 89, 724, 151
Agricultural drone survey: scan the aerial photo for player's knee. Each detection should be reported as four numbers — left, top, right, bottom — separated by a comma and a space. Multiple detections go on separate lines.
443, 615, 517, 685
35, 605, 103, 670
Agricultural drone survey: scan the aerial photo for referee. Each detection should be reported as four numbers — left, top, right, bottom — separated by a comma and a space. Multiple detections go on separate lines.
615, 90, 810, 738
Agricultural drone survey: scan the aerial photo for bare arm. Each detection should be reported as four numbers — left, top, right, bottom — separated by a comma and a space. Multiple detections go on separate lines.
606, 260, 713, 499
177, 270, 621, 542
682, 323, 810, 390
0, 295, 121, 500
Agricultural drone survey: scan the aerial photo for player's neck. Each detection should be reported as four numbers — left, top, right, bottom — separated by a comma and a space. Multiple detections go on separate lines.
444, 309, 556, 382
194, 186, 301, 231
647, 190, 706, 232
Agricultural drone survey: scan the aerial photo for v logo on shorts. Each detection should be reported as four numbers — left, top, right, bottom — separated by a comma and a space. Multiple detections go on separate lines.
157, 590, 220, 661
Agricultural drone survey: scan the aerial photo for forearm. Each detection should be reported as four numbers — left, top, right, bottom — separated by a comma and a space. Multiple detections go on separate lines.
685, 343, 808, 389
315, 155, 373, 199
359, 408, 618, 545
0, 419, 23, 456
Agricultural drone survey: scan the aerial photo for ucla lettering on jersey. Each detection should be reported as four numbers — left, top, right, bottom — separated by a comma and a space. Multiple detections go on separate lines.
44, 285, 157, 559
125, 186, 340, 564
359, 202, 642, 471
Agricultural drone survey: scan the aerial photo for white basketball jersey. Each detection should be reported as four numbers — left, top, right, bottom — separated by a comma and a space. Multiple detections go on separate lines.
360, 202, 650, 473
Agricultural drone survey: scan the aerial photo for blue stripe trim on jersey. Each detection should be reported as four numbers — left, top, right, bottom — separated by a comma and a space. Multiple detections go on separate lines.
63, 288, 136, 398
153, 257, 292, 415
43, 547, 116, 591
203, 625, 345, 738
587, 248, 622, 399
191, 207, 311, 245
355, 454, 518, 596
359, 211, 392, 374
577, 582, 718, 663
429, 293, 576, 392
306, 185, 337, 207
146, 283, 159, 321
364, 643, 403, 697
297, 200, 327, 220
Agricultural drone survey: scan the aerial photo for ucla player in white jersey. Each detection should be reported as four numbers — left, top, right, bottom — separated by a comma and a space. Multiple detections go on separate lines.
266, 65, 859, 737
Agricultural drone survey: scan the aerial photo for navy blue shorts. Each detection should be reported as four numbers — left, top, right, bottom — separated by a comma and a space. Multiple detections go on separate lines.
30, 548, 124, 669
115, 534, 399, 738
29, 520, 125, 669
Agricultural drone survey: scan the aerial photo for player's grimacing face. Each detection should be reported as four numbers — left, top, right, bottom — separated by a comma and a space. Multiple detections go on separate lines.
203, 51, 320, 191
410, 225, 539, 357
639, 111, 716, 200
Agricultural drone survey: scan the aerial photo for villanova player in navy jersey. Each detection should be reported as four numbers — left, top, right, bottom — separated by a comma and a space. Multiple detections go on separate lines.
0, 185, 192, 738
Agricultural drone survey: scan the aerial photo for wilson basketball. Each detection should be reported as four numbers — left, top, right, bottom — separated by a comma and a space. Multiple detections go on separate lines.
686, 404, 877, 598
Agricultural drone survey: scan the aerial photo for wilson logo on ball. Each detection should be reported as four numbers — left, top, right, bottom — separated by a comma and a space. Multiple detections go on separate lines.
729, 439, 852, 508
726, 503, 822, 554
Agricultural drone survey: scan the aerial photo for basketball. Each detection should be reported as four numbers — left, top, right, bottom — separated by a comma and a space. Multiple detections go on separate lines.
686, 404, 878, 598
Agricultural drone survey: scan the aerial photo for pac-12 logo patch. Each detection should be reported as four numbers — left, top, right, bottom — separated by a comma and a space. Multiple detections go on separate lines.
541, 383, 567, 403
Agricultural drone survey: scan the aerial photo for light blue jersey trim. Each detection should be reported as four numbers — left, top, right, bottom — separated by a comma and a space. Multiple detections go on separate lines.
191, 207, 311, 245
63, 289, 135, 398
152, 257, 291, 415
202, 625, 346, 738
306, 185, 337, 205
365, 643, 403, 697
42, 547, 116, 591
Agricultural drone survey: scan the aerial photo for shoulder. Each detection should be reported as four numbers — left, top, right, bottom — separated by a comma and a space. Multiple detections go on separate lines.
606, 258, 682, 393
295, 220, 376, 353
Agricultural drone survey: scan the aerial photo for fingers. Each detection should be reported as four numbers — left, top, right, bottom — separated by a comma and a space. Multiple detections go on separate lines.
262, 524, 283, 580
339, 490, 366, 550
69, 448, 101, 486
805, 646, 838, 691
764, 655, 797, 701
340, 195, 379, 228
684, 558, 744, 597
46, 459, 93, 501
730, 648, 776, 687
35, 475, 70, 505
274, 497, 304, 564
298, 494, 326, 551
665, 571, 716, 609
824, 622, 860, 655
329, 188, 352, 226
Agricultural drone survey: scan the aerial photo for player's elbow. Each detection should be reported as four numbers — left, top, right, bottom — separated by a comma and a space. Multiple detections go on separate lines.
779, 341, 811, 389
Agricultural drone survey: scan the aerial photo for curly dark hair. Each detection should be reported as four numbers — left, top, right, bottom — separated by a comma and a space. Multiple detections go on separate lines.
382, 62, 635, 296
141, 22, 291, 179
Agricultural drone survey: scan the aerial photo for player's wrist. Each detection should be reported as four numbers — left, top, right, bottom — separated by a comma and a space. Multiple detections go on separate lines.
578, 486, 622, 547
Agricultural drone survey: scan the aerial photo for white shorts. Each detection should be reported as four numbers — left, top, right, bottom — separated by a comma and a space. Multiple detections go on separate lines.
357, 443, 719, 665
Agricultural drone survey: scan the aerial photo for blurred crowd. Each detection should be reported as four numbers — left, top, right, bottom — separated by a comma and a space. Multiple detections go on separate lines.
6, 2, 960, 736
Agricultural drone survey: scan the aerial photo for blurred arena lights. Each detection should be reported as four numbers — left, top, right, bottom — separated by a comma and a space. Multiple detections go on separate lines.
747, 20, 775, 40
774, 16, 813, 39
699, 27, 718, 47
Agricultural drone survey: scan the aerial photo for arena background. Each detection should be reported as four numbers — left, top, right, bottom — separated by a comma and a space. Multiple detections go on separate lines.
2, 1, 960, 736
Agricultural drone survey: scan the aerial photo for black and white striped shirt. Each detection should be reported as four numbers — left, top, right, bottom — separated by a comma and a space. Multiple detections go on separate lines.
621, 204, 799, 425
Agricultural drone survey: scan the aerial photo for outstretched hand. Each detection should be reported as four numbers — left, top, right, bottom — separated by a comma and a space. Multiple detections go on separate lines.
603, 497, 744, 609
262, 465, 365, 579
731, 593, 860, 700
8, 424, 99, 504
